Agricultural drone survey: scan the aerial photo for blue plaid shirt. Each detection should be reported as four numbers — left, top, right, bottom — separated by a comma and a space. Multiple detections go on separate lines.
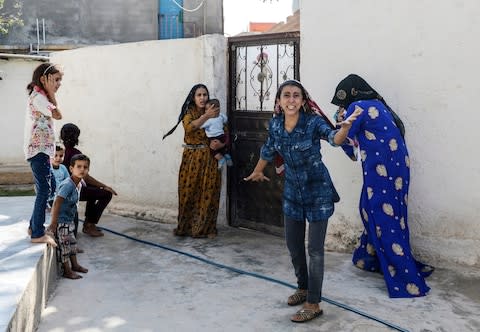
261, 112, 340, 222
56, 177, 80, 223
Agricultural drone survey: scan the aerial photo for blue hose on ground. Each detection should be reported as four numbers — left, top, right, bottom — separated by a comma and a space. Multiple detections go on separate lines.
95, 224, 409, 332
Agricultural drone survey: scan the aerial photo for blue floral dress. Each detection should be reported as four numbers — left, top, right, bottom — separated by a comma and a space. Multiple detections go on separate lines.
344, 99, 433, 298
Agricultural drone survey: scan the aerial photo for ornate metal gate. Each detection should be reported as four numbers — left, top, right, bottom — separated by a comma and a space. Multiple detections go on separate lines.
227, 32, 300, 235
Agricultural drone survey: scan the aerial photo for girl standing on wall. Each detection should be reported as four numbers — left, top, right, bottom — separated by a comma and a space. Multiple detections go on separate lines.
24, 63, 62, 247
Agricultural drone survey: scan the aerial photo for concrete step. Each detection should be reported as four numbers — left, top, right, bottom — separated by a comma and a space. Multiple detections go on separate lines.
0, 164, 33, 185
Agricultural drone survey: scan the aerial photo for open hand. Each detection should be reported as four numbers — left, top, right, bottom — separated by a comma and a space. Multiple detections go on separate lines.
46, 223, 57, 236
204, 103, 220, 119
340, 107, 363, 129
103, 185, 118, 196
43, 74, 58, 96
243, 171, 270, 182
210, 138, 225, 151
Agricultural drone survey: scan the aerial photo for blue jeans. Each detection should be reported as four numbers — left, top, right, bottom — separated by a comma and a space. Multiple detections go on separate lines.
28, 153, 53, 238
284, 216, 329, 304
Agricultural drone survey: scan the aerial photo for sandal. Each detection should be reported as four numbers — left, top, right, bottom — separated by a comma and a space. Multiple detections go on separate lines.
291, 308, 323, 323
287, 289, 307, 306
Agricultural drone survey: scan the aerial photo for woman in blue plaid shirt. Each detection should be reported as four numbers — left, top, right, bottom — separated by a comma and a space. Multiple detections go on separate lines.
244, 80, 362, 323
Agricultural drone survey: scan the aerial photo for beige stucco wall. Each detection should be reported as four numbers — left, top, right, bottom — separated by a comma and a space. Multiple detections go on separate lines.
47, 35, 228, 225
301, 1, 480, 266
0, 58, 45, 165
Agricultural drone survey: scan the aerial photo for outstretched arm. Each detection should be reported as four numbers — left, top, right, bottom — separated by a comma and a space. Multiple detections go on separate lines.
333, 107, 363, 145
243, 159, 270, 182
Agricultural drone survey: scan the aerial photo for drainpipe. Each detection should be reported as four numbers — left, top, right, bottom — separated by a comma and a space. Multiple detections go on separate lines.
36, 18, 40, 53
0, 53, 50, 61
203, 0, 206, 35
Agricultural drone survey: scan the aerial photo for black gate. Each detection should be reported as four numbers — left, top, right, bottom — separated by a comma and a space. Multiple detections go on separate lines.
227, 32, 300, 235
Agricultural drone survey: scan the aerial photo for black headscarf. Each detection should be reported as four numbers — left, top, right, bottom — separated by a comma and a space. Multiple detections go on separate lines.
331, 74, 405, 137
163, 84, 209, 140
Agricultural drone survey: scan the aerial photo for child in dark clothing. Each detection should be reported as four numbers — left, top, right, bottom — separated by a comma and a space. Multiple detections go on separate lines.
60, 123, 117, 237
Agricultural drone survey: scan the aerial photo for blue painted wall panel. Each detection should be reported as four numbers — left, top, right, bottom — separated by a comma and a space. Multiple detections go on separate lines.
159, 0, 184, 39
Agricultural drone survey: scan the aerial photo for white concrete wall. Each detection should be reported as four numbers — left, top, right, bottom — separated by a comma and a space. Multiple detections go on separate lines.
0, 59, 45, 166
301, 1, 480, 266
48, 35, 228, 224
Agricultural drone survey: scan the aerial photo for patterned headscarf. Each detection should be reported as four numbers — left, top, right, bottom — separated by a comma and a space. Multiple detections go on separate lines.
163, 84, 210, 140
331, 74, 405, 137
274, 80, 335, 129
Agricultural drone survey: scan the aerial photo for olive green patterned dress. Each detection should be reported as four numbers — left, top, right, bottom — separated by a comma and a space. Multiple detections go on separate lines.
174, 107, 221, 237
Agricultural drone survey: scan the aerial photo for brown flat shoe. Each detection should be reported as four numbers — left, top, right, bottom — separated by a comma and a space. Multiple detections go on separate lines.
291, 308, 323, 323
288, 289, 307, 306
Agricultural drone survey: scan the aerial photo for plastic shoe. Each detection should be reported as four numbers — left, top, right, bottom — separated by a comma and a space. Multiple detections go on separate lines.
291, 308, 323, 323
224, 154, 233, 167
288, 289, 307, 306
217, 158, 226, 170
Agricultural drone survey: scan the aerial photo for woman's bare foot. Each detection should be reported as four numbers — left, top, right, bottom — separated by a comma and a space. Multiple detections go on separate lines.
63, 271, 83, 279
76, 247, 85, 254
31, 234, 57, 247
72, 264, 88, 273
207, 233, 217, 239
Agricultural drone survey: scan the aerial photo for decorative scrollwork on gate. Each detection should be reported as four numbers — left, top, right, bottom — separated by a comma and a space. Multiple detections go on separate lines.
249, 49, 273, 110
234, 42, 297, 112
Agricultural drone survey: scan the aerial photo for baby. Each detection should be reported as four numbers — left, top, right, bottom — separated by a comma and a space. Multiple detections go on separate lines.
201, 98, 233, 169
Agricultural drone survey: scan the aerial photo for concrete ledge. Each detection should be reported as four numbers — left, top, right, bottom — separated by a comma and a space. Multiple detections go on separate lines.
6, 246, 57, 332
0, 197, 58, 332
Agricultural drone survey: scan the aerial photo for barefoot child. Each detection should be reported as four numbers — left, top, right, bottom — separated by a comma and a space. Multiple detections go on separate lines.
48, 154, 90, 279
24, 63, 63, 247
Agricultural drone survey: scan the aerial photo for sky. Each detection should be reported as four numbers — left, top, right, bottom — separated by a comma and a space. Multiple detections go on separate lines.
223, 0, 294, 36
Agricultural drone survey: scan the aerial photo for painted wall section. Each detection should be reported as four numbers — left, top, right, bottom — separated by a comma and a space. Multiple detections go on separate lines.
0, 59, 44, 165
183, 0, 224, 37
301, 1, 480, 266
0, 0, 224, 46
0, 0, 158, 45
46, 35, 228, 224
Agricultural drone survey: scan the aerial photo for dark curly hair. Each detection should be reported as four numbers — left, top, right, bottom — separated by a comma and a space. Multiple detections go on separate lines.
60, 123, 80, 148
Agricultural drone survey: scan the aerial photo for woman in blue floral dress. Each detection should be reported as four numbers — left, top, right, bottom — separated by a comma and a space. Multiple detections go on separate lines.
331, 74, 433, 298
